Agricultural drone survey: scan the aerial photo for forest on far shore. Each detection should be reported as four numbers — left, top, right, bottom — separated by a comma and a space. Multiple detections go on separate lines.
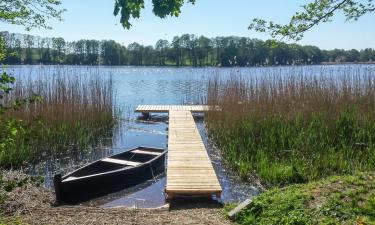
1, 31, 375, 67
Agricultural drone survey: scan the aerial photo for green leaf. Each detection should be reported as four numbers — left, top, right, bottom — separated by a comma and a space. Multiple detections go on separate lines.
10, 128, 18, 136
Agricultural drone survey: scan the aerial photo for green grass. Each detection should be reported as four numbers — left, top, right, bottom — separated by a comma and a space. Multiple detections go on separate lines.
206, 69, 375, 185
230, 172, 375, 225
207, 111, 375, 185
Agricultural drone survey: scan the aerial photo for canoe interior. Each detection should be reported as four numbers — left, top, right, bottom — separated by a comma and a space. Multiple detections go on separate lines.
64, 146, 164, 179
110, 149, 157, 162
67, 161, 126, 177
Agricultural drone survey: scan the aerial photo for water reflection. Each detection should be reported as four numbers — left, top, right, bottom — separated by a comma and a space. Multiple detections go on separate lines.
101, 176, 166, 208
8, 65, 374, 208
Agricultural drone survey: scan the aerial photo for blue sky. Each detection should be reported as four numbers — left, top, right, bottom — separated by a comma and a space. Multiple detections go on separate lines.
1, 0, 374, 50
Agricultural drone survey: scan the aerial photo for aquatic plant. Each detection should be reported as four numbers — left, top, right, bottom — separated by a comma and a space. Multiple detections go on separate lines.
206, 65, 375, 185
0, 68, 116, 167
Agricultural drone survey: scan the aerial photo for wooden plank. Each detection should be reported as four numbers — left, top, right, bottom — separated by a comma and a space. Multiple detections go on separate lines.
131, 149, 162, 156
133, 105, 221, 199
64, 176, 78, 181
166, 189, 222, 193
134, 105, 212, 113
166, 110, 221, 199
101, 158, 141, 166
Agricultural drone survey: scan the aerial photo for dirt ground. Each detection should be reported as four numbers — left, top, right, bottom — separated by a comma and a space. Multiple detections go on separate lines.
12, 204, 232, 225
1, 171, 232, 225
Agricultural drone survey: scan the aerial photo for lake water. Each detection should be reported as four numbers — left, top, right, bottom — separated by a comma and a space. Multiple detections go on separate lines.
6, 64, 375, 207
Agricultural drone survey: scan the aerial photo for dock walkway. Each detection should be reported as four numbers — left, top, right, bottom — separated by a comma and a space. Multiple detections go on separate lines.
135, 105, 222, 199
135, 105, 210, 113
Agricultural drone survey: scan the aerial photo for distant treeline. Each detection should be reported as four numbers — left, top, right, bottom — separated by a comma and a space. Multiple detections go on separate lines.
1, 31, 375, 67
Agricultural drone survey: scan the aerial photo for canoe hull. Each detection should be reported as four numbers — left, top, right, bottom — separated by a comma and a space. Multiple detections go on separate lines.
54, 147, 166, 203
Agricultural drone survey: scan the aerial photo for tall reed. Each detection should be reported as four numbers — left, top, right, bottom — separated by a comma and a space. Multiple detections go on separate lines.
0, 69, 116, 167
206, 66, 375, 185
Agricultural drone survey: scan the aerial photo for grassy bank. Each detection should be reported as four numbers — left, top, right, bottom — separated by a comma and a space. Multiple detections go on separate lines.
0, 69, 116, 168
228, 172, 375, 224
206, 67, 375, 185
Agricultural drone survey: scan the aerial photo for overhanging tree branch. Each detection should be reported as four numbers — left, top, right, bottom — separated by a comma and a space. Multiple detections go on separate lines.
114, 0, 195, 29
0, 0, 65, 30
111, 0, 374, 40
248, 0, 375, 41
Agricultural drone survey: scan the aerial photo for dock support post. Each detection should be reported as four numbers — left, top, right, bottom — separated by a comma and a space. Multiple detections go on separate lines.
142, 112, 151, 119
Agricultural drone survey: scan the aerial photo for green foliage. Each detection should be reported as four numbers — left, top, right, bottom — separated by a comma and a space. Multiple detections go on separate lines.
112, 0, 374, 41
0, 37, 5, 61
0, 56, 44, 167
116, 0, 373, 41
0, 118, 26, 167
0, 0, 65, 31
233, 173, 375, 225
249, 0, 375, 40
238, 188, 311, 225
1, 31, 116, 169
208, 110, 375, 185
0, 72, 116, 168
152, 0, 195, 18
0, 174, 43, 193
114, 0, 195, 29
0, 48, 25, 167
2, 31, 375, 67
207, 70, 375, 185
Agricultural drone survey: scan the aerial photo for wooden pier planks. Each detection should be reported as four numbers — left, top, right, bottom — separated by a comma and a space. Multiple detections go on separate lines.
166, 110, 222, 198
135, 105, 210, 113
135, 105, 222, 199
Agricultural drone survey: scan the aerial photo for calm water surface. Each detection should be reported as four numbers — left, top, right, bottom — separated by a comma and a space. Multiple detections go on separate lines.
7, 64, 375, 207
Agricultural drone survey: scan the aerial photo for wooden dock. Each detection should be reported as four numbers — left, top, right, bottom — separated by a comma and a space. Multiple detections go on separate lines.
135, 105, 210, 113
135, 105, 222, 199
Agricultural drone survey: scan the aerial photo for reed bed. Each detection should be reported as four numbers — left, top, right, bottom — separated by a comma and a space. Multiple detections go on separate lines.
206, 66, 375, 185
0, 69, 116, 167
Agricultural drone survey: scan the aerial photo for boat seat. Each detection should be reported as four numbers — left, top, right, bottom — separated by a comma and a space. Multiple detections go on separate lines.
101, 158, 141, 166
131, 149, 162, 156
64, 176, 78, 181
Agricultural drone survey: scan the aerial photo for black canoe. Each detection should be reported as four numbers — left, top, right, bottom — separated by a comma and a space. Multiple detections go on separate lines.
53, 146, 166, 203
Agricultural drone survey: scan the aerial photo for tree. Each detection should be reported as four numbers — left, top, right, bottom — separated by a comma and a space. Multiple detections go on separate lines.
180, 34, 192, 66
170, 36, 182, 66
128, 42, 143, 65
0, 0, 65, 99
23, 34, 34, 64
113, 0, 374, 40
113, 0, 195, 29
155, 39, 169, 66
0, 0, 65, 30
250, 0, 375, 40
1, 31, 373, 66
196, 36, 212, 66
52, 37, 66, 64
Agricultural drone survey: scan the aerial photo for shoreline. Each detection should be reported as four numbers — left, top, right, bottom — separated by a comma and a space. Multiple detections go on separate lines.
2, 62, 375, 68
0, 170, 232, 225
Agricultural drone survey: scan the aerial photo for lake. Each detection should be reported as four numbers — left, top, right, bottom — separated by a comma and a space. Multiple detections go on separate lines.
6, 64, 375, 207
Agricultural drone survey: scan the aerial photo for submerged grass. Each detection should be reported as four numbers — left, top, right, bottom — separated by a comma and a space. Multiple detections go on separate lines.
206, 66, 375, 185
0, 68, 116, 168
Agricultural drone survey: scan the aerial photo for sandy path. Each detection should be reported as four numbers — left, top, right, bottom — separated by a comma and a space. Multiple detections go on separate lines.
1, 170, 232, 225
7, 205, 232, 225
